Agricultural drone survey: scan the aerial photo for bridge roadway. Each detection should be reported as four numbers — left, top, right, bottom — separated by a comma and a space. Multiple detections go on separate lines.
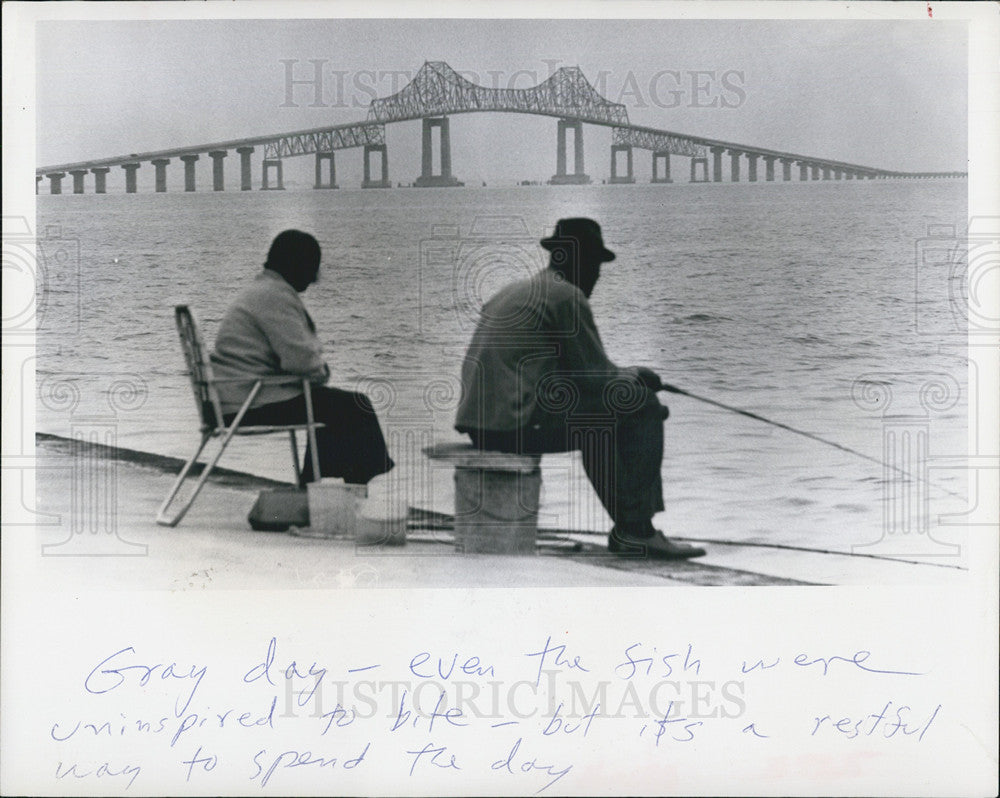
36, 61, 965, 194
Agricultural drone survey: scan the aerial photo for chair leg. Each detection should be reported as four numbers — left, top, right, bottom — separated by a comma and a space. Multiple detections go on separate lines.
302, 381, 321, 484
289, 430, 301, 485
155, 434, 212, 527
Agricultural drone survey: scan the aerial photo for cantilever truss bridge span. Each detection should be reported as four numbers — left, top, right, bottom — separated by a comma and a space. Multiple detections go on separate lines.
37, 61, 964, 194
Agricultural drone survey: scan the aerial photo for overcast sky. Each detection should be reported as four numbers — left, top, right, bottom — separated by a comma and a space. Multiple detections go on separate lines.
35, 18, 967, 183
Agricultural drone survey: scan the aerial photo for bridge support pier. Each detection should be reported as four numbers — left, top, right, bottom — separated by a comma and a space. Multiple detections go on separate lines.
363, 144, 390, 188
810, 165, 820, 180
152, 159, 170, 193
764, 156, 776, 182
845, 171, 854, 180
798, 162, 809, 181
781, 158, 794, 181
70, 170, 88, 194
689, 157, 709, 183
728, 149, 741, 182
416, 117, 461, 187
711, 147, 725, 182
834, 169, 842, 180
122, 163, 140, 193
747, 154, 759, 182
549, 119, 590, 184
92, 167, 110, 194
609, 145, 634, 183
651, 151, 672, 183
209, 150, 227, 191
822, 167, 831, 180
46, 172, 66, 195
36, 175, 42, 194
261, 159, 285, 190
237, 147, 254, 191
314, 152, 338, 189
181, 154, 199, 192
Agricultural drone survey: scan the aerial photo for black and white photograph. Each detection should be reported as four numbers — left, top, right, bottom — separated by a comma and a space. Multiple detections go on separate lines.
3, 2, 998, 795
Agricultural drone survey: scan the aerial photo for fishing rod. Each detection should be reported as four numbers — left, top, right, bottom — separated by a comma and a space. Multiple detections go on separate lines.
655, 380, 964, 500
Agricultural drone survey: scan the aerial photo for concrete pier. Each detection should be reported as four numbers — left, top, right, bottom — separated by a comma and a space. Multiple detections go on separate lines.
416, 117, 461, 187
46, 172, 66, 195
764, 156, 776, 182
728, 149, 741, 182
36, 175, 42, 194
690, 157, 709, 183
822, 167, 831, 180
711, 146, 725, 182
122, 163, 140, 194
209, 150, 226, 191
362, 144, 390, 188
314, 151, 337, 189
651, 151, 672, 183
180, 154, 199, 192
798, 162, 809, 181
91, 167, 110, 194
152, 159, 170, 193
782, 158, 794, 181
237, 147, 254, 191
609, 144, 634, 183
845, 171, 854, 180
70, 170, 88, 194
834, 169, 842, 180
747, 153, 759, 182
811, 164, 821, 181
549, 119, 590, 184
261, 158, 285, 190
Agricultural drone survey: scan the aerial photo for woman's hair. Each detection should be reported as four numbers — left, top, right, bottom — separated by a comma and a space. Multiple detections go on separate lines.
264, 230, 321, 286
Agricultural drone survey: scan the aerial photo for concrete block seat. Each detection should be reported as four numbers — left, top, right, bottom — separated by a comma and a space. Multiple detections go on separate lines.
423, 442, 542, 555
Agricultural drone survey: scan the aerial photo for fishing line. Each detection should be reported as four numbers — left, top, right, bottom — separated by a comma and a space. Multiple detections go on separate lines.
564, 529, 966, 569
657, 382, 965, 500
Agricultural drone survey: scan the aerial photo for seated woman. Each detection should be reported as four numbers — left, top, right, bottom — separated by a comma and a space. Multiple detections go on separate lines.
211, 229, 393, 485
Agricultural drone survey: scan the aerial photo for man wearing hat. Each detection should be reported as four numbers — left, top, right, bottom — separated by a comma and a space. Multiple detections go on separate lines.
454, 218, 705, 559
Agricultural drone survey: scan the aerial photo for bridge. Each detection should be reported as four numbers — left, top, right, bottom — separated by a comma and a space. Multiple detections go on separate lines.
36, 61, 965, 195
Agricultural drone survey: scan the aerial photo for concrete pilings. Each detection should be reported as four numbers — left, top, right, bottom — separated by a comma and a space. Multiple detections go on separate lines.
609, 144, 634, 183
728, 149, 741, 183
314, 152, 337, 189
549, 119, 590, 184
651, 151, 673, 183
92, 167, 110, 194
70, 170, 89, 194
237, 147, 254, 191
689, 157, 709, 183
261, 159, 285, 190
415, 117, 460, 187
46, 172, 66, 194
122, 163, 140, 193
209, 151, 227, 191
180, 154, 199, 192
711, 147, 725, 182
152, 159, 170, 193
362, 144, 390, 188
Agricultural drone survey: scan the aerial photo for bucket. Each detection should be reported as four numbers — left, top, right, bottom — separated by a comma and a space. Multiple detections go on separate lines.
453, 466, 541, 554
355, 495, 408, 546
307, 479, 366, 537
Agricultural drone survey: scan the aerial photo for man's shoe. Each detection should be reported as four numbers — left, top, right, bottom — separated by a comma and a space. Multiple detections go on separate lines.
608, 526, 706, 560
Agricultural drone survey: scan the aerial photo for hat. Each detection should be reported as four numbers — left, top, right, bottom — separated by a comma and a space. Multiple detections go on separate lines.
540, 218, 616, 263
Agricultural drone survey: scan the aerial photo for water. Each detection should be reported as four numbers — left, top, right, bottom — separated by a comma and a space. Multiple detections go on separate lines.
35, 180, 969, 561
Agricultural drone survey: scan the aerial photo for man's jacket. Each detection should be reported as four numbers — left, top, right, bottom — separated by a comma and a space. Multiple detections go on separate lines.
455, 268, 637, 432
